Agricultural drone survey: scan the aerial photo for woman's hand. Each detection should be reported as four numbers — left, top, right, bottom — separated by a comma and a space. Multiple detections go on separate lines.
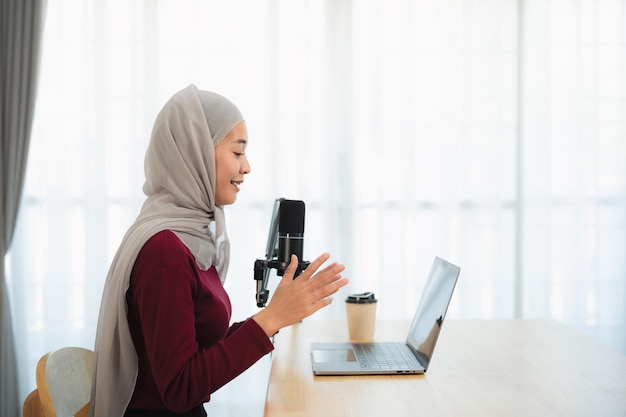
252, 253, 348, 337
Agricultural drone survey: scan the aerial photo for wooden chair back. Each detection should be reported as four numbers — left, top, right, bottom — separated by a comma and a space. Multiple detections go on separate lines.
23, 347, 94, 417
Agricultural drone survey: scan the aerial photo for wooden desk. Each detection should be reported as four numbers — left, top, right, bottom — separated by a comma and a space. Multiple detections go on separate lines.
264, 320, 626, 417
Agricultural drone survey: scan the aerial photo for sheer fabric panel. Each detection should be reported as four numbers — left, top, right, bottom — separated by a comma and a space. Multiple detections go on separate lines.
7, 0, 626, 404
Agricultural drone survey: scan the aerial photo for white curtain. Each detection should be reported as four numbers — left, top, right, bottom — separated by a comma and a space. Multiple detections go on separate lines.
7, 0, 626, 405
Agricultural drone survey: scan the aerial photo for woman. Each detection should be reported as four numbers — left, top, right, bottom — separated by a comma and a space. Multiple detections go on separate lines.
90, 85, 348, 417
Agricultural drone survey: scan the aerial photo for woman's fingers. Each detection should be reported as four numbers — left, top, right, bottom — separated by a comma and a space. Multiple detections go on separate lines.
301, 263, 348, 306
311, 273, 348, 303
282, 252, 330, 281
299, 254, 330, 279
262, 253, 348, 330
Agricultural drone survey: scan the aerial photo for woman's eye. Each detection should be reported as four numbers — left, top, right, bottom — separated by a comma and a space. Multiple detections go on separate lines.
234, 152, 245, 158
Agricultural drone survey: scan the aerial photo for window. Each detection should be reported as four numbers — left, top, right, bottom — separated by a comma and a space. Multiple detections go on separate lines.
8, 0, 626, 402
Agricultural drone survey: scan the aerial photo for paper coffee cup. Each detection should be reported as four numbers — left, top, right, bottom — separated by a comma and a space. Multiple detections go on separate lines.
345, 292, 377, 341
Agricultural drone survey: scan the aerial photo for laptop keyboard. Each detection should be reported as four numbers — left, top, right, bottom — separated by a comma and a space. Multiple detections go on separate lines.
353, 342, 420, 370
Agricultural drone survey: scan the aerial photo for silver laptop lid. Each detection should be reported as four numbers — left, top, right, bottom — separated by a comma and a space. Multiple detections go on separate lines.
406, 257, 461, 370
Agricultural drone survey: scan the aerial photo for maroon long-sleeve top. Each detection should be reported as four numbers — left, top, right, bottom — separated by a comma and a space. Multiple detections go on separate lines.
125, 230, 274, 414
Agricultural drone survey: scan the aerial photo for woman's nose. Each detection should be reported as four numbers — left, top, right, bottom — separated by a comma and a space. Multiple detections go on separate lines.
242, 156, 251, 174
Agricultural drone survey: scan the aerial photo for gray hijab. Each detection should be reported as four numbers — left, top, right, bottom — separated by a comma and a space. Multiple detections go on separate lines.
90, 84, 244, 417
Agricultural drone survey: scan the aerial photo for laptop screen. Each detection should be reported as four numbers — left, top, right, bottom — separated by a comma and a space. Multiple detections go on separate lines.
406, 257, 461, 370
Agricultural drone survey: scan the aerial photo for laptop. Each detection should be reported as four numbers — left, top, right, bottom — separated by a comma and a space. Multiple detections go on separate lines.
311, 256, 461, 375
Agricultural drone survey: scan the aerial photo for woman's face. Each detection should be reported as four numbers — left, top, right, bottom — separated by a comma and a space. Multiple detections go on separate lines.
214, 121, 250, 206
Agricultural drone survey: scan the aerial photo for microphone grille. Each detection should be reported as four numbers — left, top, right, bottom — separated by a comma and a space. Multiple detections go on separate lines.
278, 200, 305, 234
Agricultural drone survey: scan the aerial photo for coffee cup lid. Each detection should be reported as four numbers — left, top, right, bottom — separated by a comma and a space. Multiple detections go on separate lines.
346, 292, 377, 304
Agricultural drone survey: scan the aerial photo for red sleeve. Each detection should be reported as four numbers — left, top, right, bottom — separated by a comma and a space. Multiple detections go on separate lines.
128, 231, 274, 413
226, 321, 246, 336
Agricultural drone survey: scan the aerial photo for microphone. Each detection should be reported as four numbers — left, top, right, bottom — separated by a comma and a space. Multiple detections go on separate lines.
254, 198, 311, 307
277, 200, 305, 276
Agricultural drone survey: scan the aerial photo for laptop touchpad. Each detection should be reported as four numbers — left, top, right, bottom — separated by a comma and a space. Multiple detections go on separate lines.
313, 349, 357, 363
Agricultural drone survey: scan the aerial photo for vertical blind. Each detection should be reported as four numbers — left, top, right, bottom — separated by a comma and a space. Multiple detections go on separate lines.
7, 0, 625, 402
